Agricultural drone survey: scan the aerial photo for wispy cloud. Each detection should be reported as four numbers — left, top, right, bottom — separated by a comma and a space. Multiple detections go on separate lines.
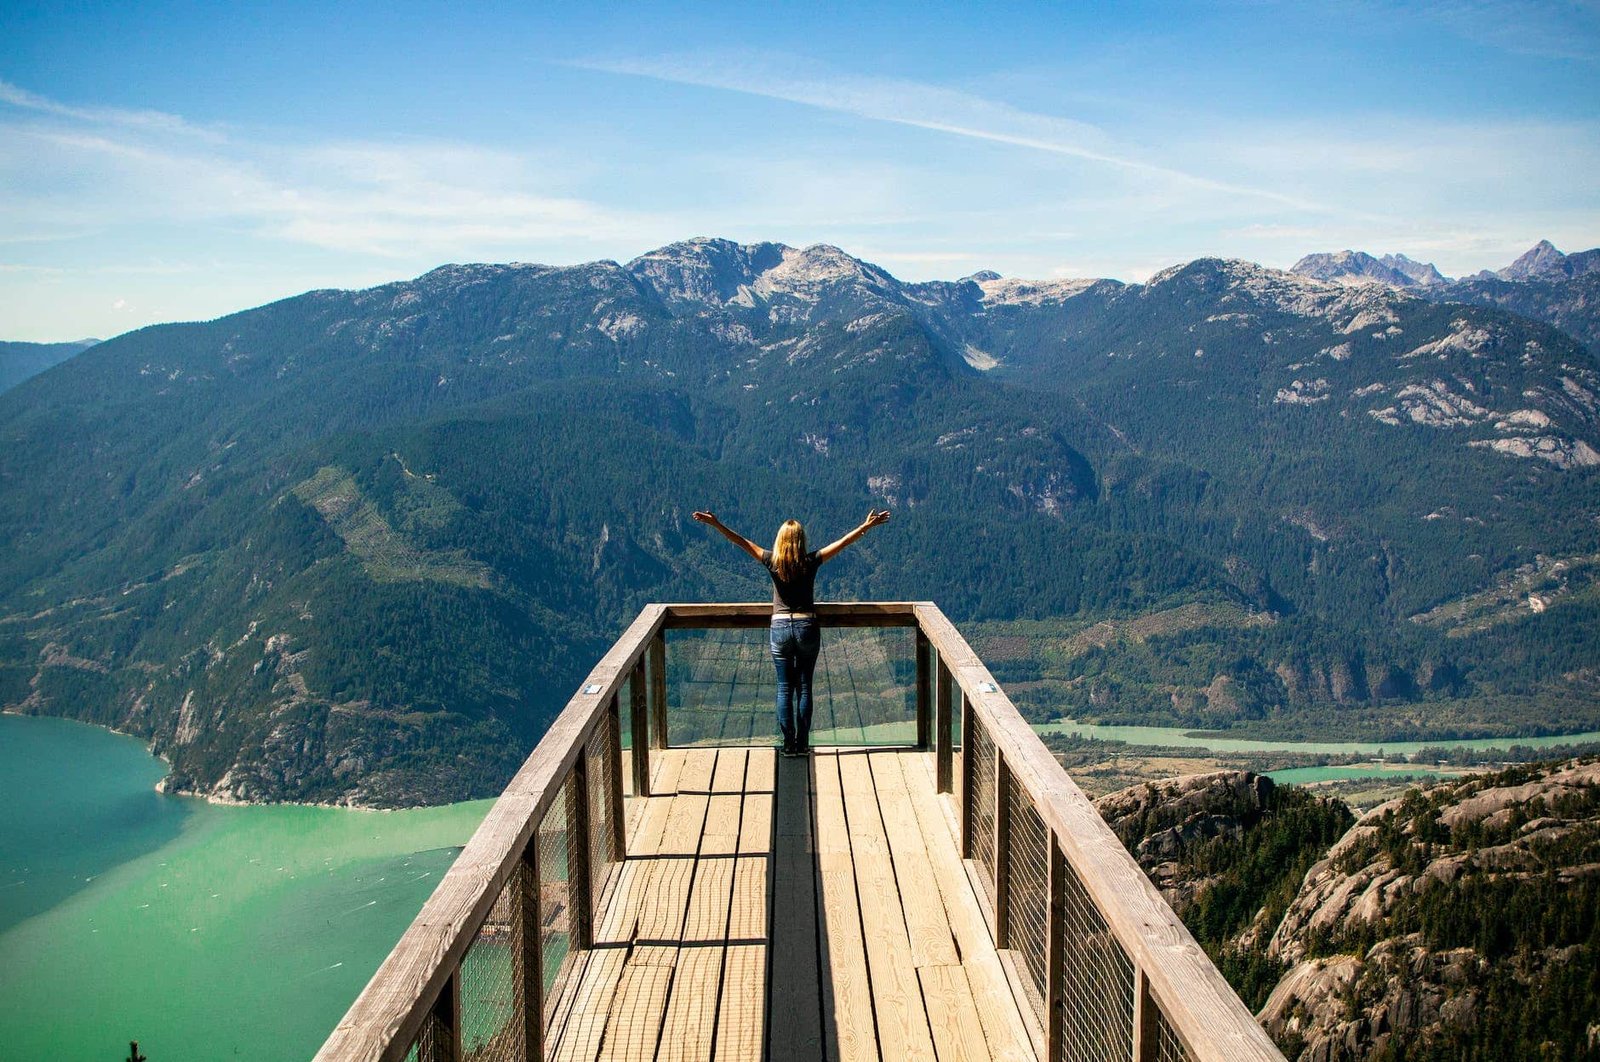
574, 54, 1332, 213
0, 78, 225, 139
0, 82, 673, 261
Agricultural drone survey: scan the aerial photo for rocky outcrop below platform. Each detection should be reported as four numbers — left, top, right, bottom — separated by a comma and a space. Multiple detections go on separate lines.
1101, 759, 1600, 1061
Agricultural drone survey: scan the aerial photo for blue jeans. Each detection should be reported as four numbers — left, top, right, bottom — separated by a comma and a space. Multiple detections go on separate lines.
770, 617, 821, 752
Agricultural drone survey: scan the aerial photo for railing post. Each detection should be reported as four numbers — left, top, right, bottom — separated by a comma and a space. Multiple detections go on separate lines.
993, 750, 1012, 946
421, 969, 461, 1062
648, 633, 668, 750
959, 694, 975, 859
915, 629, 932, 750
1134, 967, 1159, 1062
630, 656, 650, 797
513, 840, 544, 1061
1045, 834, 1065, 1062
608, 691, 626, 857
935, 657, 953, 793
568, 750, 593, 952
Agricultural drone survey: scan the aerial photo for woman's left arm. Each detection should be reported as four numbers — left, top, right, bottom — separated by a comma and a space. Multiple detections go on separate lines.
816, 509, 891, 564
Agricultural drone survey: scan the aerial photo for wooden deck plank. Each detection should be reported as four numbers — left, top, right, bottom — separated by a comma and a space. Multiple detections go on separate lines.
917, 965, 995, 1062
701, 794, 744, 857
737, 793, 773, 855
767, 753, 825, 1062
636, 852, 700, 943
837, 753, 938, 1062
602, 753, 690, 945
745, 747, 776, 794
559, 743, 1039, 1062
902, 755, 1038, 1062
713, 944, 767, 1062
811, 753, 881, 1062
684, 857, 736, 942
868, 752, 961, 969
598, 963, 674, 1062
711, 747, 748, 793
676, 747, 718, 796
726, 856, 768, 941
657, 945, 725, 1062
552, 948, 629, 1062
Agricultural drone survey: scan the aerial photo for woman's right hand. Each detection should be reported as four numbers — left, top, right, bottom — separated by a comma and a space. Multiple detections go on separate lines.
692, 510, 717, 525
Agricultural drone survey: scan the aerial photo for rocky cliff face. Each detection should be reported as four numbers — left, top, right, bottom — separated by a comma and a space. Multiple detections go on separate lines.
1096, 769, 1276, 909
1255, 759, 1600, 1061
1102, 760, 1600, 1060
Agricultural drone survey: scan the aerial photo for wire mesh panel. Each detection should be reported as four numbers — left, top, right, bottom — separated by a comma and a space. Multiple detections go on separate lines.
1057, 855, 1135, 1062
665, 626, 918, 746
457, 876, 521, 1062
408, 1005, 448, 1062
537, 773, 577, 1025
968, 720, 997, 901
586, 711, 619, 913
1150, 1005, 1198, 1062
1006, 776, 1050, 1020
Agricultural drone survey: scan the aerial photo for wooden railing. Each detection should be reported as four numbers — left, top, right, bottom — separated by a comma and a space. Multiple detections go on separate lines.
314, 602, 1284, 1062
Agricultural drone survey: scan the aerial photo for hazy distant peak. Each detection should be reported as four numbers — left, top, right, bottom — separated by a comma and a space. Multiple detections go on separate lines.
1500, 239, 1565, 280
1377, 253, 1449, 287
1290, 250, 1445, 289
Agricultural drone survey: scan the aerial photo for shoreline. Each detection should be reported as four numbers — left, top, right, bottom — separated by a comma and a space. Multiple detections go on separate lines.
0, 708, 437, 813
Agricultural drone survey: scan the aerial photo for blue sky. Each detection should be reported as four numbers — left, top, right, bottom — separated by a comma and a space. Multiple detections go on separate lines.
2, 0, 1597, 340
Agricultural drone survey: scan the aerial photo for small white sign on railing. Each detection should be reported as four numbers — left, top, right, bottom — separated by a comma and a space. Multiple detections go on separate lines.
582, 683, 603, 695
978, 681, 998, 693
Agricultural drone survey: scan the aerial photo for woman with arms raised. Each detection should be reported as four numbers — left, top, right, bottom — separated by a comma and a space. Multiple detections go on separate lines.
692, 509, 892, 757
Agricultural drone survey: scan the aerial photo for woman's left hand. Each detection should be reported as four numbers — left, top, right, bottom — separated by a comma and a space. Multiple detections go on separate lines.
864, 509, 892, 529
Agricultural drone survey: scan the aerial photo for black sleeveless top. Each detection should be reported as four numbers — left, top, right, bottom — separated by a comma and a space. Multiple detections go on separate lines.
760, 549, 820, 614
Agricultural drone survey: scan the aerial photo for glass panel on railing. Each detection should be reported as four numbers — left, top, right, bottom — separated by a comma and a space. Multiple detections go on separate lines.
457, 875, 521, 1062
665, 626, 918, 747
948, 662, 963, 797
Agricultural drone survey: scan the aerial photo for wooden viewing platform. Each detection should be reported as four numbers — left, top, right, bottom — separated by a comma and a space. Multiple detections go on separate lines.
314, 603, 1286, 1062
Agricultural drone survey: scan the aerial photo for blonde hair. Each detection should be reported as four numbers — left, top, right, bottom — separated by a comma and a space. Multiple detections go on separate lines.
771, 520, 808, 581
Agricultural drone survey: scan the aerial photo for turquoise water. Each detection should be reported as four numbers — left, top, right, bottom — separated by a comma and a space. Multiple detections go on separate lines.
0, 715, 490, 1062
1035, 720, 1600, 757
1265, 764, 1464, 785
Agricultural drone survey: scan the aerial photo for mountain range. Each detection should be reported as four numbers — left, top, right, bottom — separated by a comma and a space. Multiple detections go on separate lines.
2, 239, 1598, 805
1292, 241, 1600, 357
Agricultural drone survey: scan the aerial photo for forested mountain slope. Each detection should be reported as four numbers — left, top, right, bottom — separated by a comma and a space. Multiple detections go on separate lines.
0, 339, 97, 394
1, 239, 1596, 804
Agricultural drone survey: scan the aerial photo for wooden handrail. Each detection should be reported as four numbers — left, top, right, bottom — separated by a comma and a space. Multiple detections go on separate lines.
317, 601, 1283, 1062
913, 603, 1284, 1062
313, 604, 667, 1062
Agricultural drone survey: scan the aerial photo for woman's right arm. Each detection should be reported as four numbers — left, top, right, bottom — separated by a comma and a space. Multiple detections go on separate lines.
693, 511, 767, 563
816, 509, 891, 564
